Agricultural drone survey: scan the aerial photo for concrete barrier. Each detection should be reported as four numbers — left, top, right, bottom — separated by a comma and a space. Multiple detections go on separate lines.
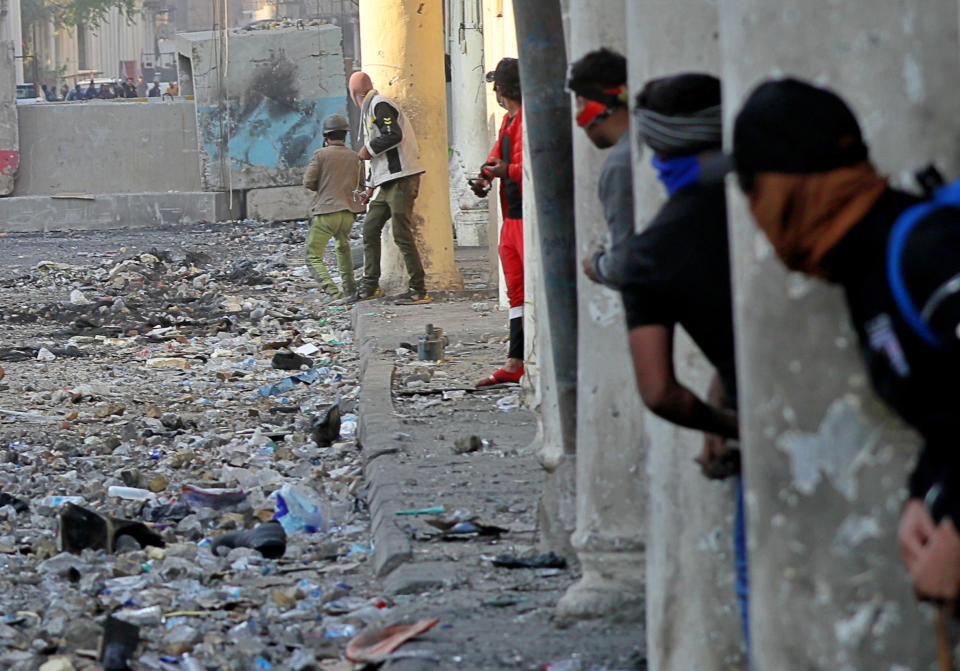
0, 192, 240, 233
13, 101, 201, 196
177, 25, 348, 192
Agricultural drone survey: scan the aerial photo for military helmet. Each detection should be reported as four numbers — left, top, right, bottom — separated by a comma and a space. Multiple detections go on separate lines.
322, 114, 350, 135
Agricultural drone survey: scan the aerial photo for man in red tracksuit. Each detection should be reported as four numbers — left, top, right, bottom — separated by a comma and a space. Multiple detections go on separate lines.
472, 57, 524, 387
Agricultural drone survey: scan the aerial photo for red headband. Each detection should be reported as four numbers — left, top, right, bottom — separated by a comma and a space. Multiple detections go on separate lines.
575, 86, 626, 128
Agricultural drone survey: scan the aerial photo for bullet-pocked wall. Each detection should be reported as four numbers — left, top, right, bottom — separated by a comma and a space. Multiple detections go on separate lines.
719, 0, 960, 667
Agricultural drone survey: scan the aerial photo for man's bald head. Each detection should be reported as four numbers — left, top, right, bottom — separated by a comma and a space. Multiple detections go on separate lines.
349, 71, 373, 109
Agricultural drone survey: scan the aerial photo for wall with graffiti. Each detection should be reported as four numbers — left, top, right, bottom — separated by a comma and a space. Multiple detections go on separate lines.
178, 25, 347, 192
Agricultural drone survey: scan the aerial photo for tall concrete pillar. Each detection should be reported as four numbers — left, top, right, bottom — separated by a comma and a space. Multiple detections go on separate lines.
446, 0, 490, 246
0, 0, 24, 83
719, 1, 960, 667
358, 0, 463, 291
0, 40, 19, 196
555, 0, 646, 621
626, 2, 747, 667
512, 1, 579, 559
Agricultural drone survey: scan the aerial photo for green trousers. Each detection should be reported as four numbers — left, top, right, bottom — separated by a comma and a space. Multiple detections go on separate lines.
361, 174, 426, 293
307, 210, 356, 296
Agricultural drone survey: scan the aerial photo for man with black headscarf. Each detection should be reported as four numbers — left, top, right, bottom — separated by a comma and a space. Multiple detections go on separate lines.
733, 78, 960, 603
569, 50, 749, 651
472, 58, 525, 387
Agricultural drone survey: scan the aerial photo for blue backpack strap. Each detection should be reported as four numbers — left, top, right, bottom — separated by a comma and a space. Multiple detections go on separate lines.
887, 179, 960, 348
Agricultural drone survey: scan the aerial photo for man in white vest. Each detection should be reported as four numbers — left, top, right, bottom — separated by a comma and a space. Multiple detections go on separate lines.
346, 71, 431, 305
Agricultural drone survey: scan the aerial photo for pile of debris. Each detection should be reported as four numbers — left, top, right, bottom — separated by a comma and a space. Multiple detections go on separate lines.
0, 220, 399, 670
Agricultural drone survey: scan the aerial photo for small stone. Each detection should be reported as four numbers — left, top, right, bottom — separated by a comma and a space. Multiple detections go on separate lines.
148, 475, 169, 493
39, 656, 75, 671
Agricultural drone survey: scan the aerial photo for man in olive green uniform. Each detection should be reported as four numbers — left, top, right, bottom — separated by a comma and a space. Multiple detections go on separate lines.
303, 113, 364, 298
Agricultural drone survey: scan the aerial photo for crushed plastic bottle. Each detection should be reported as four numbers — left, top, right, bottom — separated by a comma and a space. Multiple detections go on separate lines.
107, 486, 156, 501
339, 414, 357, 439
273, 484, 328, 534
323, 622, 357, 638
39, 495, 86, 507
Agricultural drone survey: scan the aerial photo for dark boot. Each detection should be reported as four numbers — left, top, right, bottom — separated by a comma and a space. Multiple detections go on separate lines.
210, 520, 286, 559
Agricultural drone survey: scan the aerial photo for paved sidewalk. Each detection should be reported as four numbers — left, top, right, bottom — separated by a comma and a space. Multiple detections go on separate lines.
355, 295, 645, 671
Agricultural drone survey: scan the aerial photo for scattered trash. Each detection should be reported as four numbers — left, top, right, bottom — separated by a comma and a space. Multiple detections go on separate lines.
274, 484, 329, 534
180, 485, 248, 510
209, 520, 286, 559
482, 594, 529, 608
452, 435, 482, 454
59, 503, 164, 554
271, 349, 314, 371
310, 402, 341, 447
418, 324, 449, 361
496, 394, 521, 411
36, 347, 57, 361
345, 618, 439, 663
395, 506, 445, 516
293, 342, 321, 356
492, 552, 567, 569
100, 615, 139, 671
107, 486, 156, 502
0, 493, 28, 513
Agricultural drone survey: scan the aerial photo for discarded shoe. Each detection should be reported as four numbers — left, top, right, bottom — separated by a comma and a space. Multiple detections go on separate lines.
59, 503, 165, 554
476, 365, 524, 387
100, 615, 139, 671
311, 402, 341, 447
210, 520, 286, 559
491, 551, 567, 569
0, 492, 28, 513
346, 287, 383, 304
271, 348, 314, 371
394, 289, 432, 305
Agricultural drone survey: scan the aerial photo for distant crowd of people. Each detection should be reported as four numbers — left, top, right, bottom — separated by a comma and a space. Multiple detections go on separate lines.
36, 76, 179, 102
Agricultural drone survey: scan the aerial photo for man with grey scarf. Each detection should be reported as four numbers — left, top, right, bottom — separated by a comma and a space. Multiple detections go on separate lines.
570, 51, 749, 656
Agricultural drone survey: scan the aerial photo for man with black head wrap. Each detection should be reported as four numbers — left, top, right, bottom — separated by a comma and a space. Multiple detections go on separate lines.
569, 51, 749, 652
473, 58, 526, 387
733, 78, 960, 603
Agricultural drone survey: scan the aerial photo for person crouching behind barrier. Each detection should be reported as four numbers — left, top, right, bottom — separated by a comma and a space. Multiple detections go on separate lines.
472, 57, 525, 387
303, 113, 364, 301
732, 78, 960, 605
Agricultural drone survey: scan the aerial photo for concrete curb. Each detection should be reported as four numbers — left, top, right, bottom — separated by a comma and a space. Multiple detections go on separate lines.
354, 308, 413, 577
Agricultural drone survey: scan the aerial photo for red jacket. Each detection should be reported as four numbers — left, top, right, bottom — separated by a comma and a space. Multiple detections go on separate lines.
483, 109, 522, 220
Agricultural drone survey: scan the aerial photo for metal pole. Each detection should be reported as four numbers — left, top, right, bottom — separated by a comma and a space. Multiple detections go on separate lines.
512, 0, 578, 449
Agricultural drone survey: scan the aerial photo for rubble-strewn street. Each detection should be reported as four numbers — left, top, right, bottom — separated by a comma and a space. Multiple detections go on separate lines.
0, 225, 643, 671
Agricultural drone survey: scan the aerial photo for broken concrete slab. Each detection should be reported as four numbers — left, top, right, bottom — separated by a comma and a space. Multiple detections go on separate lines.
0, 192, 242, 233
177, 25, 349, 191
0, 40, 19, 196
246, 186, 314, 222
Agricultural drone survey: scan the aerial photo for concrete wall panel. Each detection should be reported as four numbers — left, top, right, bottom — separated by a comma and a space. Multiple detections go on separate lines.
179, 25, 347, 191
719, 1, 960, 668
14, 101, 201, 196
